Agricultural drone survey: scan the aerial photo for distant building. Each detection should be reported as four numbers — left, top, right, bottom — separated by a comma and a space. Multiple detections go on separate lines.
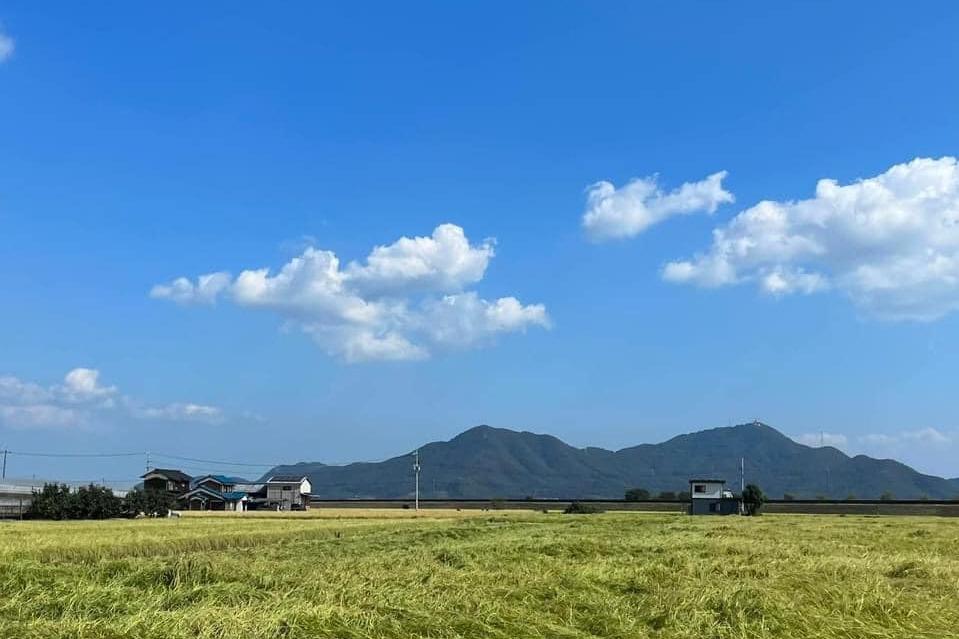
688, 478, 739, 515
192, 474, 237, 494
265, 476, 312, 511
141, 469, 192, 496
172, 471, 312, 511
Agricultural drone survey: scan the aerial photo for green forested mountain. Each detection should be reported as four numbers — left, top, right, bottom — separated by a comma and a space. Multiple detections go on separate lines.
264, 423, 959, 500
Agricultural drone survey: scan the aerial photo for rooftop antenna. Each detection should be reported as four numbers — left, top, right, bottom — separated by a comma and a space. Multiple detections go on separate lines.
412, 450, 421, 512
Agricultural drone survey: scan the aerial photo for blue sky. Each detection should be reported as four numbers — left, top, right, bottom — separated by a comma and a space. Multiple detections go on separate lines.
2, 3, 959, 483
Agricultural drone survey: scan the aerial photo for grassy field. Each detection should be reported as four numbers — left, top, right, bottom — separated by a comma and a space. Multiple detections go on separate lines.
1, 511, 957, 638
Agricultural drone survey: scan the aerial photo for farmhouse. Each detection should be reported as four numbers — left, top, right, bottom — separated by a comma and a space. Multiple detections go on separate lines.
140, 468, 192, 496
688, 478, 740, 515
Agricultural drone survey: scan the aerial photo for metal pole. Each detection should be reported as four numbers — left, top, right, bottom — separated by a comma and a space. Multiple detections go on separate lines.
413, 450, 420, 511
1, 448, 7, 479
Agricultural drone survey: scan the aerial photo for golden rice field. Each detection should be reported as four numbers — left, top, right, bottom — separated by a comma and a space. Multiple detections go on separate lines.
1, 510, 957, 638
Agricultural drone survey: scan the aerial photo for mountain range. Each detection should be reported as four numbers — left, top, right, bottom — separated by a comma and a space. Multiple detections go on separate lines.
263, 422, 959, 500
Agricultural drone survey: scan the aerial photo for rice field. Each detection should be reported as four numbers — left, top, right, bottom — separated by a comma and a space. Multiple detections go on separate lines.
1, 510, 957, 638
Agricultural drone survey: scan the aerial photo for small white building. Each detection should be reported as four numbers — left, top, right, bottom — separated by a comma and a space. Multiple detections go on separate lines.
689, 478, 739, 515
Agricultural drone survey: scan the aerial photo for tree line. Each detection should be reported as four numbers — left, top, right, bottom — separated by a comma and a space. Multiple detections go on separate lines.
24, 483, 175, 520
623, 488, 691, 502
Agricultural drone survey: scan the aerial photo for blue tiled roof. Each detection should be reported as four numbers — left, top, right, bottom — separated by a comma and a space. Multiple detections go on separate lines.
180, 486, 226, 501
192, 474, 247, 488
221, 491, 248, 501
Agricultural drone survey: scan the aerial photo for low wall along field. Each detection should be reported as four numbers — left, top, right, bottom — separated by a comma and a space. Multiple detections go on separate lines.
1, 511, 957, 638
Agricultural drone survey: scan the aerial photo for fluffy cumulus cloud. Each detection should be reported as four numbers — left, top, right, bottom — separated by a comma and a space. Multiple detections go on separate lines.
582, 171, 734, 241
151, 224, 549, 362
0, 26, 13, 62
664, 157, 959, 320
0, 368, 222, 429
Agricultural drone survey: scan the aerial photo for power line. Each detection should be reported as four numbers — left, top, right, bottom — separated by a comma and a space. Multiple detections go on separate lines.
6, 450, 144, 458
151, 453, 277, 468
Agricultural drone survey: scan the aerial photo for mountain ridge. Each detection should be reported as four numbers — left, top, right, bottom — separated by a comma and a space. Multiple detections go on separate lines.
263, 423, 959, 500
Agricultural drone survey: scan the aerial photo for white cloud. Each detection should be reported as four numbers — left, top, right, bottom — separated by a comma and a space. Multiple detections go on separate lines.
664, 157, 959, 320
152, 224, 550, 362
150, 272, 231, 305
131, 402, 222, 422
0, 404, 79, 429
791, 427, 959, 477
856, 428, 958, 477
61, 367, 117, 400
421, 292, 551, 348
347, 224, 494, 295
859, 427, 952, 447
0, 27, 13, 63
0, 368, 222, 429
793, 432, 848, 448
582, 171, 734, 241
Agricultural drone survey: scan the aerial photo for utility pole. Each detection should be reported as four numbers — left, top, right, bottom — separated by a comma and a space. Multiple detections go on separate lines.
2, 447, 7, 479
145, 451, 151, 474
412, 450, 420, 511
739, 456, 746, 516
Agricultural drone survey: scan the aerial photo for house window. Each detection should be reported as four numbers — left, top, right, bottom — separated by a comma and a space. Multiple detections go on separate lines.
693, 484, 706, 494
282, 486, 291, 491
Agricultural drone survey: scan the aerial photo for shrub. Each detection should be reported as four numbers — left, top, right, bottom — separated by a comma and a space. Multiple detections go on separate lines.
657, 491, 677, 501
783, 493, 795, 501
624, 488, 650, 502
742, 484, 765, 516
880, 491, 895, 501
563, 501, 604, 514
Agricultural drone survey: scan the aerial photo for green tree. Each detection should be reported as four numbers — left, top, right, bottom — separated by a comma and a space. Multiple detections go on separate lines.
75, 484, 123, 519
26, 483, 72, 520
26, 483, 122, 520
124, 488, 175, 517
880, 491, 894, 501
782, 493, 795, 501
742, 484, 765, 516
657, 491, 677, 501
624, 488, 650, 502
